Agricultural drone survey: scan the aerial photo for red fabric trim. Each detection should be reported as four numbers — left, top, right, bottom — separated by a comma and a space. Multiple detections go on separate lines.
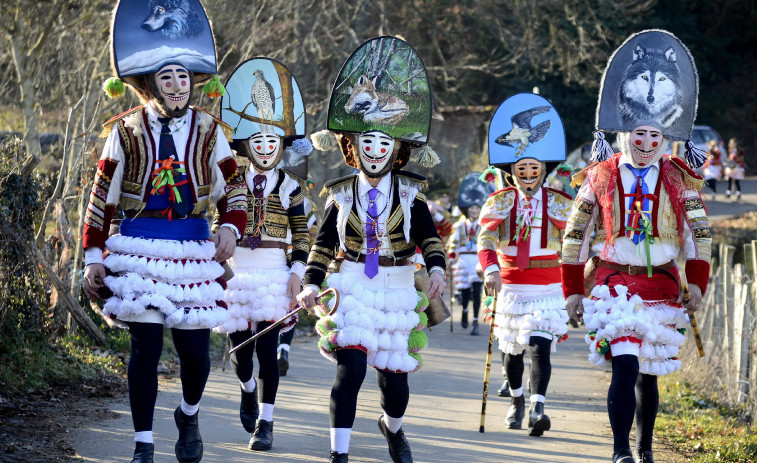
479, 249, 498, 271
615, 158, 625, 239
595, 265, 679, 300
540, 187, 548, 249
142, 110, 157, 203
335, 345, 368, 354
508, 189, 518, 245
82, 204, 115, 250
685, 259, 710, 294
609, 335, 642, 346
500, 266, 560, 285
651, 165, 662, 237
660, 159, 686, 245
561, 263, 585, 298
185, 110, 198, 203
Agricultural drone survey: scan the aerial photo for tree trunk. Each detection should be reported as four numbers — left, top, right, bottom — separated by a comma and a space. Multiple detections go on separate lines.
9, 32, 41, 175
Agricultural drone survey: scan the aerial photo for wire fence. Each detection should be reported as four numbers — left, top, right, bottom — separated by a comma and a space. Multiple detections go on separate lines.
678, 243, 757, 424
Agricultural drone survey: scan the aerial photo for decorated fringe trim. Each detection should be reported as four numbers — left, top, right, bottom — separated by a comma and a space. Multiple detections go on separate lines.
684, 140, 708, 168
202, 75, 226, 98
103, 77, 125, 99
311, 129, 338, 151
412, 145, 440, 168
590, 130, 614, 163
480, 165, 498, 184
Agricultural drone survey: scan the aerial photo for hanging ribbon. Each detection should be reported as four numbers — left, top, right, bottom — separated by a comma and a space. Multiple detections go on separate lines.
624, 201, 655, 277
150, 157, 188, 221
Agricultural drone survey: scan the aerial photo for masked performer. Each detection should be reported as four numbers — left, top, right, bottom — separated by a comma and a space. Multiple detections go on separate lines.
297, 36, 445, 463
561, 30, 710, 463
212, 57, 312, 451
448, 172, 492, 334
478, 93, 572, 437
81, 2, 245, 462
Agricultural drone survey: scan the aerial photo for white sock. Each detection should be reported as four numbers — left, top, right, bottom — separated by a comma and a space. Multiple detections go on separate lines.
134, 431, 153, 444
278, 344, 290, 352
260, 402, 275, 422
530, 394, 545, 404
241, 377, 257, 393
330, 428, 351, 454
383, 414, 403, 434
510, 386, 524, 397
181, 398, 199, 416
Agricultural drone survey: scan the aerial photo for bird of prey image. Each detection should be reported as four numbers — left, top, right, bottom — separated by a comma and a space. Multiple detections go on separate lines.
251, 69, 276, 133
495, 106, 552, 156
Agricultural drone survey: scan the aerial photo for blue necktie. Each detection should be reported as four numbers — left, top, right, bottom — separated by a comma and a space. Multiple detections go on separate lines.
628, 166, 652, 245
157, 117, 191, 217
364, 188, 380, 278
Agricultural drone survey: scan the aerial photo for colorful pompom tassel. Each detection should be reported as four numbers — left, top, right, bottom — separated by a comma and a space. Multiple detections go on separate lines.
311, 129, 338, 151
103, 77, 125, 99
590, 130, 614, 163
202, 75, 226, 98
413, 144, 440, 168
480, 165, 498, 184
555, 163, 573, 177
306, 179, 315, 190
683, 140, 708, 169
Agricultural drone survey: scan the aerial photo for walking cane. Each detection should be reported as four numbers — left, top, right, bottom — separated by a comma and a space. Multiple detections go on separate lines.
228, 288, 340, 355
479, 291, 498, 433
679, 269, 705, 358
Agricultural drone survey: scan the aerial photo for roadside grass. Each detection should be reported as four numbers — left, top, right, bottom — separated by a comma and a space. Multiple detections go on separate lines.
657, 375, 757, 462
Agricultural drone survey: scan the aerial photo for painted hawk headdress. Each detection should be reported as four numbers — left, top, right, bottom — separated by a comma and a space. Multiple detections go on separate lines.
103, 0, 225, 99
590, 29, 706, 168
310, 35, 440, 170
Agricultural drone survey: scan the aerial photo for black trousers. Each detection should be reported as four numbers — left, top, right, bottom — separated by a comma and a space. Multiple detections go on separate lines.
504, 336, 552, 396
127, 322, 210, 432
607, 354, 659, 452
460, 281, 483, 319
330, 349, 410, 428
229, 321, 281, 404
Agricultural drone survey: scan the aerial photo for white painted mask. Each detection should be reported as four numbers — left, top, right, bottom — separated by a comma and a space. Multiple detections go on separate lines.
627, 125, 665, 167
153, 64, 191, 112
511, 158, 545, 196
358, 131, 395, 177
247, 133, 282, 171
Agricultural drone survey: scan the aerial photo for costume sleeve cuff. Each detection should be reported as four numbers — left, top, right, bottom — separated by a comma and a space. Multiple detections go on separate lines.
478, 249, 498, 270
484, 264, 499, 276
304, 284, 320, 293
290, 262, 306, 280
429, 266, 446, 278
685, 259, 710, 294
220, 223, 241, 240
84, 247, 104, 266
561, 263, 586, 298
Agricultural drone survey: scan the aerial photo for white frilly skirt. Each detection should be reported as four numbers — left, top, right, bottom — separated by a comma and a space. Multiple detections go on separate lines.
452, 253, 482, 289
102, 235, 228, 329
214, 246, 295, 334
490, 283, 568, 355
315, 261, 430, 373
583, 284, 689, 376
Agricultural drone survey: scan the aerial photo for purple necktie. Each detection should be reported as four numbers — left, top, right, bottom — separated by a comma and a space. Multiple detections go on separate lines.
246, 174, 266, 250
364, 188, 379, 278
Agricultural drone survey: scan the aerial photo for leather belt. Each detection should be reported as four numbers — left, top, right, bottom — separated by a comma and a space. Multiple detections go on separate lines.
237, 240, 289, 250
597, 259, 676, 275
501, 258, 560, 269
124, 210, 205, 220
346, 254, 412, 267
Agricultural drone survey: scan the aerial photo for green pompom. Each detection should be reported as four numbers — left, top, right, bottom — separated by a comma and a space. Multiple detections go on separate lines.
408, 330, 428, 353
415, 291, 430, 312
417, 311, 428, 330
409, 352, 424, 370
103, 77, 125, 99
202, 75, 226, 98
316, 318, 335, 335
483, 296, 494, 308
318, 336, 335, 353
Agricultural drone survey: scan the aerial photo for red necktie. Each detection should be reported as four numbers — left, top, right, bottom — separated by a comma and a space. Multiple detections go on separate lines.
516, 196, 531, 271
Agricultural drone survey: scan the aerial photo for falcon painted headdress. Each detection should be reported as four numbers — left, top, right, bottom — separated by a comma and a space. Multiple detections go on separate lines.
487, 92, 566, 166
311, 35, 440, 169
457, 172, 493, 210
590, 29, 706, 168
220, 56, 313, 164
103, 0, 225, 99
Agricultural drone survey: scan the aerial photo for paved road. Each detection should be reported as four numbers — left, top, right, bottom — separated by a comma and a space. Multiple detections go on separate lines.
72, 323, 617, 463
701, 176, 757, 222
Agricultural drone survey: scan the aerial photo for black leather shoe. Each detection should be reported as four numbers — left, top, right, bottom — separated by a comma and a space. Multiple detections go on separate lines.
612, 449, 635, 463
131, 442, 154, 463
527, 401, 551, 436
174, 407, 203, 463
329, 451, 349, 463
278, 349, 289, 377
635, 449, 655, 463
249, 419, 273, 450
461, 309, 469, 329
377, 416, 413, 463
497, 379, 511, 397
470, 320, 479, 335
505, 395, 525, 429
240, 387, 259, 433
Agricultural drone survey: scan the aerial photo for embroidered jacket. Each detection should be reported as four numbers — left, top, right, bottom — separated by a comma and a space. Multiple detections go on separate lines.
448, 216, 481, 259
216, 165, 310, 266
561, 154, 711, 297
477, 186, 572, 271
303, 171, 446, 288
83, 106, 247, 250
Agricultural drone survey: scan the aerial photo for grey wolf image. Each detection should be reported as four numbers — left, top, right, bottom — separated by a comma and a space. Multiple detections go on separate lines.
618, 43, 683, 128
495, 106, 551, 156
142, 0, 204, 39
345, 75, 409, 125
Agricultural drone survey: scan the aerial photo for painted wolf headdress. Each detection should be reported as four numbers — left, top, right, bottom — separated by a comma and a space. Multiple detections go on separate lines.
591, 29, 706, 168
310, 35, 440, 170
221, 57, 312, 172
457, 172, 493, 210
102, 0, 225, 99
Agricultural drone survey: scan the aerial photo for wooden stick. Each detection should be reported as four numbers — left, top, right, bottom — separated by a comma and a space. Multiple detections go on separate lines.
479, 292, 498, 433
228, 288, 340, 355
679, 267, 705, 358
